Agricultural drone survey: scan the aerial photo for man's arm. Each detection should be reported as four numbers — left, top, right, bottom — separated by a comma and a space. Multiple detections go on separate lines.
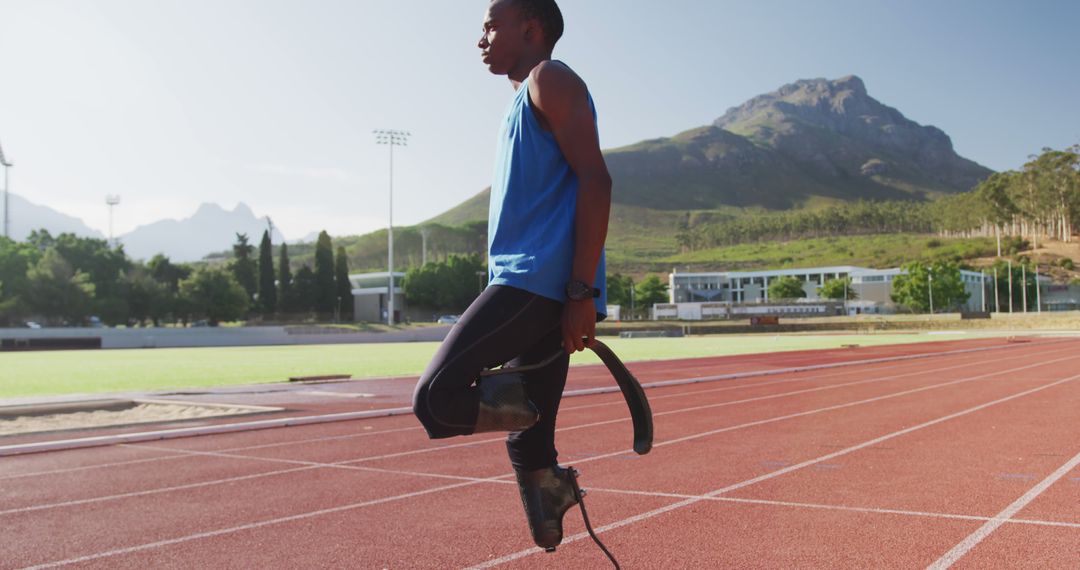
528, 61, 612, 353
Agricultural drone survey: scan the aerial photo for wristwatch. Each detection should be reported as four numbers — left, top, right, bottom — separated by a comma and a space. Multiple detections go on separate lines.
565, 280, 600, 301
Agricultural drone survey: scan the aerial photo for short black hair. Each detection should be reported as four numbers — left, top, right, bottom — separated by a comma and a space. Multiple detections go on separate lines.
516, 0, 563, 47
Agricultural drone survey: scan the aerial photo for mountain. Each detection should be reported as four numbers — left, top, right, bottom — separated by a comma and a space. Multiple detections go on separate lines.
712, 75, 991, 201
430, 75, 994, 221
119, 203, 286, 262
1, 193, 105, 240
1, 193, 105, 241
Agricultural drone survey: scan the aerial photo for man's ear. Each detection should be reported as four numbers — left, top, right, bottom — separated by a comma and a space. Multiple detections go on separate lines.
522, 19, 538, 43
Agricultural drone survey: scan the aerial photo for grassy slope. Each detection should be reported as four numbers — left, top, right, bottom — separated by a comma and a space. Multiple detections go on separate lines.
0, 333, 999, 399
662, 234, 999, 272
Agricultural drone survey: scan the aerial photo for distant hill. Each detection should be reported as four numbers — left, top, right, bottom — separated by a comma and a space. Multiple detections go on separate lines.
119, 203, 285, 262
431, 75, 993, 222
418, 75, 996, 274
712, 75, 991, 201
2, 193, 105, 241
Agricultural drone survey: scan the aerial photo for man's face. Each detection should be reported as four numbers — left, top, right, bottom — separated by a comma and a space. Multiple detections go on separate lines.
478, 0, 527, 75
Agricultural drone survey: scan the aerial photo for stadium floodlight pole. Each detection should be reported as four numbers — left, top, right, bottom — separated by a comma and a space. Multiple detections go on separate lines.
105, 195, 121, 247
420, 226, 429, 266
374, 129, 410, 325
928, 271, 934, 314
1035, 264, 1042, 313
0, 139, 11, 240
1021, 264, 1028, 313
993, 267, 999, 313
1007, 260, 1013, 314
980, 271, 986, 313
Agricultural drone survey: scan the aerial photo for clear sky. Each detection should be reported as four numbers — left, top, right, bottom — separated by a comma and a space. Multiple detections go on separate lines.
1, 0, 1077, 241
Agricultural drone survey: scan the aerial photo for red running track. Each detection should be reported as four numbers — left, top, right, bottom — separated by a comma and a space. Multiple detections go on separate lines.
1, 336, 1078, 568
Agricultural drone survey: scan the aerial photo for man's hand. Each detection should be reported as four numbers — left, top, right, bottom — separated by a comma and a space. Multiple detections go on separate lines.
562, 299, 596, 354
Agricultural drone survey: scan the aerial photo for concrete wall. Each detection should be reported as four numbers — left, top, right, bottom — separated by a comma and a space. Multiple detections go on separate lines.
0, 326, 451, 349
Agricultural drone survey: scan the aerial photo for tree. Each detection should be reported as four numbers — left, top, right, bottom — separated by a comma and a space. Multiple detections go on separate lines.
257, 230, 277, 315
125, 266, 170, 327
335, 246, 354, 321
230, 233, 257, 307
292, 265, 317, 315
820, 277, 857, 300
146, 254, 192, 325
314, 231, 336, 317
768, 276, 806, 300
22, 248, 96, 325
179, 267, 250, 326
634, 275, 669, 308
277, 242, 294, 314
147, 254, 192, 294
890, 261, 969, 313
0, 237, 41, 325
606, 273, 634, 307
402, 255, 485, 312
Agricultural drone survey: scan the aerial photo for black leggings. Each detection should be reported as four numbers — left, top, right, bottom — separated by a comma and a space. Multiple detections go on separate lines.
412, 285, 569, 470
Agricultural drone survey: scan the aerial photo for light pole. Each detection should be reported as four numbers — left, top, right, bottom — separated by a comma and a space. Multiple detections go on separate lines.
105, 195, 121, 247
1008, 260, 1014, 314
420, 226, 430, 266
1035, 264, 1042, 313
980, 271, 986, 313
993, 266, 999, 313
374, 129, 410, 326
928, 270, 935, 314
0, 139, 12, 240
1021, 264, 1028, 313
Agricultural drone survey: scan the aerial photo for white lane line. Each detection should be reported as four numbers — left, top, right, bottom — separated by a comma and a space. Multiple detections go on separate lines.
4, 338, 1066, 458
516, 354, 1080, 470
579, 487, 1080, 530
10, 350, 1076, 517
0, 425, 422, 482
16, 476, 498, 570
315, 351, 1080, 468
6, 343, 992, 480
925, 448, 1080, 569
15, 358, 1080, 570
462, 372, 1080, 569
0, 465, 319, 515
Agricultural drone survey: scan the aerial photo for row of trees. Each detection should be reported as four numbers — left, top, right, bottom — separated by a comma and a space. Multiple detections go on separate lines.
766, 275, 858, 302
674, 146, 1080, 252
937, 145, 1080, 250
676, 200, 938, 251
232, 230, 354, 322
0, 229, 355, 327
606, 274, 669, 317
764, 264, 971, 312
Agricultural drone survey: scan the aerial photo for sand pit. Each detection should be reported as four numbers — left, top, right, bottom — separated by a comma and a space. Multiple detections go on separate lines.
0, 400, 281, 436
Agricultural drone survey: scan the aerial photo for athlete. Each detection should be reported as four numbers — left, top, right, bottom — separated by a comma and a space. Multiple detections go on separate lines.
411, 0, 612, 551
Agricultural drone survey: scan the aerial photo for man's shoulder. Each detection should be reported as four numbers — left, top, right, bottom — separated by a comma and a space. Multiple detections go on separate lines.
528, 60, 587, 96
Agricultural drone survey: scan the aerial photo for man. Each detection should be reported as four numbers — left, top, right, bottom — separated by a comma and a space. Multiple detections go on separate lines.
411, 0, 611, 551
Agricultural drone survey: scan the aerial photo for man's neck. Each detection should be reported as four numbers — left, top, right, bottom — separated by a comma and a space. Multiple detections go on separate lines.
508, 51, 553, 89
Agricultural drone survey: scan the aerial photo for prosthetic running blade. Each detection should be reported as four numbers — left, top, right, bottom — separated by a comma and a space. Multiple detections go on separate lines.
589, 340, 653, 455
477, 340, 653, 455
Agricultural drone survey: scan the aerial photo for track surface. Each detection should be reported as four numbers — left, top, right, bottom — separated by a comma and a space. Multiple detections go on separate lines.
2, 337, 1079, 568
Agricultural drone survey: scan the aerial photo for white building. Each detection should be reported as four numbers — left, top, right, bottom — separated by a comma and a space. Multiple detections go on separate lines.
668, 265, 1006, 316
349, 271, 407, 323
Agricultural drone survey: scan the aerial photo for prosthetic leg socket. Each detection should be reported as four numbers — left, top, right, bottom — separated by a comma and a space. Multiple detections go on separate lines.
472, 372, 540, 434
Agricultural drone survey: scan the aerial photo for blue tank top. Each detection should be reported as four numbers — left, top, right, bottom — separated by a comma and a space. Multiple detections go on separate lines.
488, 74, 607, 316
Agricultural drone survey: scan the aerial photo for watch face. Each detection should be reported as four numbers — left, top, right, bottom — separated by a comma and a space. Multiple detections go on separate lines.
566, 281, 591, 300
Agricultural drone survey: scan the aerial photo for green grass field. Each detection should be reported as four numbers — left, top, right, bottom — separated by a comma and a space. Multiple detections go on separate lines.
0, 332, 1012, 399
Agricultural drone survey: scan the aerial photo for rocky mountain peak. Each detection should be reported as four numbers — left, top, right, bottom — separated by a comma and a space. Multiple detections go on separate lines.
710, 75, 987, 191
